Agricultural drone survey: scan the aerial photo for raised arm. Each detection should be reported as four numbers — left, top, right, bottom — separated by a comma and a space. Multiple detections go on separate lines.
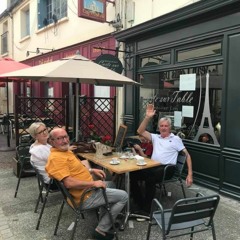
137, 104, 155, 141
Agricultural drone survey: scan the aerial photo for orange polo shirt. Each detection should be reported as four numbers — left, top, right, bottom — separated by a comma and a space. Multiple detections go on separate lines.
45, 148, 93, 205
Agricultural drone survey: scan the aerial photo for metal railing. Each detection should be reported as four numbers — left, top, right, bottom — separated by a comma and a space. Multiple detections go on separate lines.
14, 95, 116, 146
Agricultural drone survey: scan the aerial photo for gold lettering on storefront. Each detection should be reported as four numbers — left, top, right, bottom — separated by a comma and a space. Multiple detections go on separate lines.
38, 57, 53, 65
154, 91, 194, 104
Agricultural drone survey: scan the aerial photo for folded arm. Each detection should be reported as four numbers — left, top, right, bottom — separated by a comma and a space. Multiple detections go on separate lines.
62, 176, 106, 189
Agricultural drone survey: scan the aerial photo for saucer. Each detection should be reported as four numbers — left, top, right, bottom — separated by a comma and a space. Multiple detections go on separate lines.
120, 155, 128, 159
110, 160, 120, 165
136, 162, 147, 166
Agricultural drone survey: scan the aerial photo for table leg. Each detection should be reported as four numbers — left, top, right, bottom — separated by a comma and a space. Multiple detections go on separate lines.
119, 172, 149, 231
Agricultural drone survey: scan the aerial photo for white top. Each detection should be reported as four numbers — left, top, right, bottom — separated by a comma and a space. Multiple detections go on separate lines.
30, 143, 51, 183
150, 133, 185, 165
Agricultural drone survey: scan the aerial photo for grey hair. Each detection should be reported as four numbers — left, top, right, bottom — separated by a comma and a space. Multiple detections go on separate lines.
158, 117, 172, 128
28, 122, 46, 138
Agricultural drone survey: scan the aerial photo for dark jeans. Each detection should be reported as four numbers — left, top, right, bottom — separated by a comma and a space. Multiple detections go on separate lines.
130, 165, 175, 212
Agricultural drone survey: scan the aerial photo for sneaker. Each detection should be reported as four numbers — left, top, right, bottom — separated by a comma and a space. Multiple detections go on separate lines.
133, 210, 149, 217
136, 217, 147, 222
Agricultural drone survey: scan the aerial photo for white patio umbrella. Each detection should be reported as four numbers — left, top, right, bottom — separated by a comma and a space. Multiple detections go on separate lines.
0, 54, 140, 140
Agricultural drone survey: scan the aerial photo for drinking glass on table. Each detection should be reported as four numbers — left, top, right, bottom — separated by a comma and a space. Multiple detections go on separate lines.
115, 146, 122, 158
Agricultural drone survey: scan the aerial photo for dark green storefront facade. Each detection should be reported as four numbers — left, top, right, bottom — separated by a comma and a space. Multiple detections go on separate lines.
115, 0, 240, 199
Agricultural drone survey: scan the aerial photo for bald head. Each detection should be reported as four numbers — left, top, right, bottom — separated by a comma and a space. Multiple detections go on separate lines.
49, 128, 70, 151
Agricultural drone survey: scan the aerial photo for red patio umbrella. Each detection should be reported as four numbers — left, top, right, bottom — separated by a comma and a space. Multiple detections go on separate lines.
0, 57, 30, 148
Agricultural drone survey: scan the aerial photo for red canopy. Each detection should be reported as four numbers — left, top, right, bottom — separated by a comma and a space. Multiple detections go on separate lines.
0, 58, 30, 148
0, 57, 30, 82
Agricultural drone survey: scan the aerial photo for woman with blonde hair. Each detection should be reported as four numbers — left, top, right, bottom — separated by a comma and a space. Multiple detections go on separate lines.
28, 122, 58, 189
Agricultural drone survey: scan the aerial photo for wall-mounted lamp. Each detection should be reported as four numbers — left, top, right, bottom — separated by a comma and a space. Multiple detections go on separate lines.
107, 13, 122, 29
36, 47, 54, 54
26, 51, 37, 57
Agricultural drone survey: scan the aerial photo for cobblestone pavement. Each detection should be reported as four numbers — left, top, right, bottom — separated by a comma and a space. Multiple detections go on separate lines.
0, 134, 240, 240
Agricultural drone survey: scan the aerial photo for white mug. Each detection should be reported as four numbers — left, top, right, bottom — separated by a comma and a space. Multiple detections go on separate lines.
137, 156, 145, 165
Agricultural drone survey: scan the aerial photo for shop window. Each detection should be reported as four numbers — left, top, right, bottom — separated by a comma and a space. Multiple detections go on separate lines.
94, 86, 110, 112
38, 0, 67, 29
177, 42, 221, 62
139, 64, 222, 145
140, 53, 171, 68
21, 6, 30, 38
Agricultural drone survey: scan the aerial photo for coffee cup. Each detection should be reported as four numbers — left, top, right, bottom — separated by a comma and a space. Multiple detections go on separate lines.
136, 156, 145, 165
112, 158, 118, 164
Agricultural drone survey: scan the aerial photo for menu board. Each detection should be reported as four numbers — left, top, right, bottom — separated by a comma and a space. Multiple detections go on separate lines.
113, 124, 128, 148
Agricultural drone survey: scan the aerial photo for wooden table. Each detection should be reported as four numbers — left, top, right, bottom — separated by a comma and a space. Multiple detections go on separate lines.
79, 152, 161, 229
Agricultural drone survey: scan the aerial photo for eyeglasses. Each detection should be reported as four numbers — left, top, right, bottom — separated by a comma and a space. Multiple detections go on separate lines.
52, 135, 69, 141
36, 128, 48, 135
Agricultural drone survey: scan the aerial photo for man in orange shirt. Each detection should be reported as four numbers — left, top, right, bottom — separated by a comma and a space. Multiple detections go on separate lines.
46, 128, 128, 240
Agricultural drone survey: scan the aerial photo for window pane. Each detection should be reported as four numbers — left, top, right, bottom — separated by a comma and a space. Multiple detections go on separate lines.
38, 0, 67, 28
140, 53, 171, 67
21, 8, 30, 38
177, 43, 221, 62
139, 64, 222, 145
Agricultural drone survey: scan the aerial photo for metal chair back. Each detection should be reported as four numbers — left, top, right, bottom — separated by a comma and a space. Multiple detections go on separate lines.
54, 180, 118, 240
31, 165, 59, 230
14, 144, 31, 197
158, 153, 187, 200
147, 193, 220, 239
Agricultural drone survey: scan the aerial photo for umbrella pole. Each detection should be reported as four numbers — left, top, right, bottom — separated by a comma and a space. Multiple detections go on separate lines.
6, 81, 10, 147
75, 79, 80, 141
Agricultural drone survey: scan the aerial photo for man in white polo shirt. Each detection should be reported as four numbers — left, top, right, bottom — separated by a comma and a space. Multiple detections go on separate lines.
131, 104, 193, 213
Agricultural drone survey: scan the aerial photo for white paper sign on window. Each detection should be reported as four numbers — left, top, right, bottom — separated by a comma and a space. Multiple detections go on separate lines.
179, 74, 196, 91
48, 87, 54, 97
182, 105, 194, 118
174, 111, 182, 127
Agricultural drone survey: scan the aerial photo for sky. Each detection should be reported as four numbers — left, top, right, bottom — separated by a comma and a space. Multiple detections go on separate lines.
0, 1, 7, 14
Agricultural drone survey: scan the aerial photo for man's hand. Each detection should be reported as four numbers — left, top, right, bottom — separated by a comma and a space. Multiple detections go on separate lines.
93, 180, 106, 188
186, 174, 193, 187
69, 145, 77, 151
146, 104, 156, 118
92, 169, 106, 180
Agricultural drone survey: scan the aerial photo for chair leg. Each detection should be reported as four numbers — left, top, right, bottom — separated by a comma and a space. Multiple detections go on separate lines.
37, 176, 44, 203
190, 226, 194, 240
14, 164, 24, 198
70, 216, 80, 240
36, 185, 51, 230
101, 189, 118, 240
54, 201, 65, 235
163, 184, 167, 196
179, 179, 186, 198
211, 222, 217, 240
34, 185, 44, 213
158, 183, 164, 201
146, 222, 152, 240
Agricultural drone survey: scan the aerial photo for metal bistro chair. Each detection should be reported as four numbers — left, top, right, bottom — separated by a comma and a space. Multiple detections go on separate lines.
146, 193, 220, 240
14, 144, 31, 198
157, 153, 187, 201
54, 180, 118, 240
1, 114, 13, 139
32, 166, 59, 230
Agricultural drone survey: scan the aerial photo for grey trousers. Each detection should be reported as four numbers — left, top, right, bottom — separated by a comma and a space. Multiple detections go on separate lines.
82, 181, 128, 232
